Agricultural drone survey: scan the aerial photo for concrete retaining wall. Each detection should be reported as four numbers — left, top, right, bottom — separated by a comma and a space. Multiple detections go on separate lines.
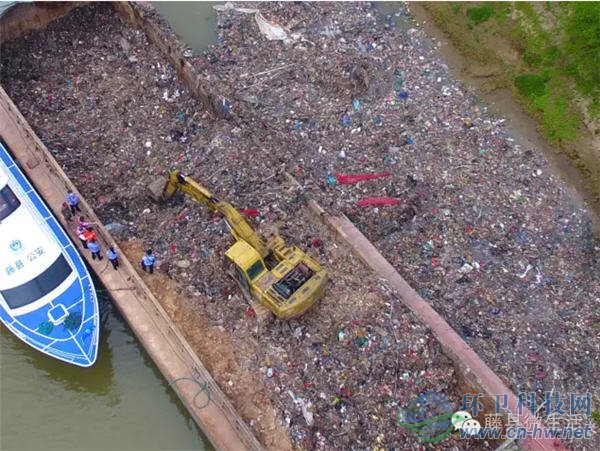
0, 2, 83, 44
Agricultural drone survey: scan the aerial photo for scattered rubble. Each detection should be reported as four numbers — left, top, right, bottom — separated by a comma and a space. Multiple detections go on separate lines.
1, 2, 599, 449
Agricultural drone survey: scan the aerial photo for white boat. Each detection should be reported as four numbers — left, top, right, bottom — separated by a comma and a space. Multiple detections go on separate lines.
0, 139, 99, 367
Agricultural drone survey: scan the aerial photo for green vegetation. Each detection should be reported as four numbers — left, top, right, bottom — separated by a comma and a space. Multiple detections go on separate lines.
562, 2, 600, 116
514, 74, 547, 98
420, 1, 600, 205
425, 2, 600, 142
466, 6, 495, 25
514, 74, 577, 140
534, 91, 578, 141
494, 4, 510, 24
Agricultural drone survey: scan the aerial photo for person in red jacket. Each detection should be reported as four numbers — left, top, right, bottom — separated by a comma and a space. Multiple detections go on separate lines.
83, 227, 97, 245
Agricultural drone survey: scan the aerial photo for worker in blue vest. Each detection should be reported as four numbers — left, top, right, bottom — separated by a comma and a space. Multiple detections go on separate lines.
107, 246, 120, 271
141, 249, 156, 274
65, 189, 81, 214
88, 239, 102, 261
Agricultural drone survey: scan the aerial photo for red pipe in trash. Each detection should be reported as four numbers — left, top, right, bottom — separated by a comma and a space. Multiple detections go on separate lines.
336, 172, 391, 184
238, 208, 259, 218
357, 197, 404, 207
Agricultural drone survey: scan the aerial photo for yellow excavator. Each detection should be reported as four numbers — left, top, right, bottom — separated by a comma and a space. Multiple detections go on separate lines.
149, 170, 328, 320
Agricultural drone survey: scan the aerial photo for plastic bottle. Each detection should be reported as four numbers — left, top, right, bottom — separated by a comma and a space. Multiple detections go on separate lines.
341, 112, 352, 127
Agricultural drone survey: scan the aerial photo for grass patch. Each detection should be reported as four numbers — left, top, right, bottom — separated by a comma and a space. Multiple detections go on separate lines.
514, 74, 578, 141
420, 1, 600, 204
514, 74, 547, 98
514, 2, 538, 21
592, 411, 600, 429
533, 92, 578, 141
494, 3, 510, 24
561, 2, 600, 117
425, 3, 498, 64
424, 1, 599, 138
466, 6, 495, 25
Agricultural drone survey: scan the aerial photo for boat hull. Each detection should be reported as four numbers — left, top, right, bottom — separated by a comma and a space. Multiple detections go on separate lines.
0, 140, 99, 367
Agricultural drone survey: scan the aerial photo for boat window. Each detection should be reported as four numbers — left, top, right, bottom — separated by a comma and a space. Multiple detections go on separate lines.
0, 184, 21, 221
1, 254, 72, 309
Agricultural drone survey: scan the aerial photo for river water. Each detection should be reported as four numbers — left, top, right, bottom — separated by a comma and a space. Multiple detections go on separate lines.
153, 2, 219, 52
152, 1, 409, 52
0, 289, 211, 450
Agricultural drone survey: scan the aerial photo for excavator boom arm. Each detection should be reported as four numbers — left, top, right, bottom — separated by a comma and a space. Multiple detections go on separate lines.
163, 170, 216, 210
162, 171, 270, 259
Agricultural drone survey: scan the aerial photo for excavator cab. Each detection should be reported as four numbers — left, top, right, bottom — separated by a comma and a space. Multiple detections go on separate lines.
225, 241, 267, 295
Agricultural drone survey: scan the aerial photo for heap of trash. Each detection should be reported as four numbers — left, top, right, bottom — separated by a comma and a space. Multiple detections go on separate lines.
1, 2, 598, 449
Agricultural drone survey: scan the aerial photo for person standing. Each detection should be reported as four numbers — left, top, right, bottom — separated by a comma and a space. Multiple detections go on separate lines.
107, 246, 120, 271
77, 216, 91, 229
141, 249, 156, 274
61, 202, 73, 222
76, 226, 88, 249
83, 226, 97, 245
65, 189, 81, 214
88, 239, 102, 260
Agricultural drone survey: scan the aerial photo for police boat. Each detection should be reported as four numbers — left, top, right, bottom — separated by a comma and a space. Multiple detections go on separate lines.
0, 140, 99, 367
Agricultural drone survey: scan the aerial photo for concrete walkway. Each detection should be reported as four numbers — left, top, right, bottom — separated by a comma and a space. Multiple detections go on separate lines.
0, 85, 263, 451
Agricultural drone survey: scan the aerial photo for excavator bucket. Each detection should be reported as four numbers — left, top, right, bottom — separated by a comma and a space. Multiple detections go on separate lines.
147, 177, 169, 202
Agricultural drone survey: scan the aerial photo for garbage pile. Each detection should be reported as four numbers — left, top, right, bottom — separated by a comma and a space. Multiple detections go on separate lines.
1, 1, 598, 449
197, 0, 600, 403
168, 0, 599, 413
240, 220, 463, 450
